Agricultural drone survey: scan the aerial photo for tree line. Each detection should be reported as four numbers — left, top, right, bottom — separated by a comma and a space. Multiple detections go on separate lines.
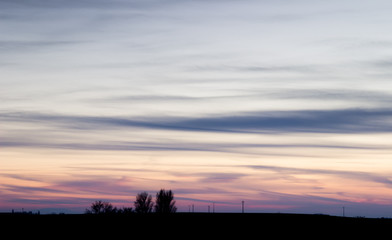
85, 189, 177, 214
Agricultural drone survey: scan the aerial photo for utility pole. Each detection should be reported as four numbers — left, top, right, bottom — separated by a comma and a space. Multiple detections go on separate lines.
242, 201, 245, 213
208, 205, 210, 213
342, 206, 345, 217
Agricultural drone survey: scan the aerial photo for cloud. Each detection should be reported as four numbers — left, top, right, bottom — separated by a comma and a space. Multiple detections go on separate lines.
3, 108, 392, 134
101, 95, 199, 103
2, 185, 67, 194
168, 108, 392, 134
246, 165, 392, 188
275, 89, 392, 103
175, 196, 229, 204
1, 134, 388, 154
0, 0, 146, 10
188, 64, 320, 74
0, 175, 137, 204
0, 141, 206, 152
258, 189, 349, 206
8, 197, 92, 206
1, 108, 392, 156
194, 173, 247, 183
0, 40, 91, 53
371, 58, 392, 68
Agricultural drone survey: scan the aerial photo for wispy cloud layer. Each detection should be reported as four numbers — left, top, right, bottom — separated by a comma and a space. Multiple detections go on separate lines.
246, 165, 392, 188
3, 108, 392, 134
2, 0, 392, 216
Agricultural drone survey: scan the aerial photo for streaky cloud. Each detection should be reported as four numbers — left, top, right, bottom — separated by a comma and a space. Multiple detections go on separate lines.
2, 184, 68, 194
1, 138, 388, 153
246, 165, 392, 187
2, 108, 392, 134
171, 108, 392, 133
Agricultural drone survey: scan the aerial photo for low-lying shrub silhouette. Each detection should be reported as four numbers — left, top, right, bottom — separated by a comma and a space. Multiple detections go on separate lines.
85, 200, 115, 214
85, 200, 133, 215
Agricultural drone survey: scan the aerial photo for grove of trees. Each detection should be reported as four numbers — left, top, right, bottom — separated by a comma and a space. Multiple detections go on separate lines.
85, 189, 176, 214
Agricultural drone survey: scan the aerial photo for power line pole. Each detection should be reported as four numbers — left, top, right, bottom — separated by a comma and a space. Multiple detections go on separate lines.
242, 201, 244, 213
342, 206, 345, 217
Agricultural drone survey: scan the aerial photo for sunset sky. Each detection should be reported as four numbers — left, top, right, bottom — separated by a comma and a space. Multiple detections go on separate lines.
1, 0, 392, 217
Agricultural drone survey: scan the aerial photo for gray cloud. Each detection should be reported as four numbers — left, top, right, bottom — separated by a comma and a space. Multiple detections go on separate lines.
0, 40, 91, 51
257, 190, 350, 206
371, 58, 392, 68
3, 108, 392, 134
175, 196, 229, 205
0, 0, 150, 10
90, 89, 392, 112
171, 109, 392, 134
275, 89, 392, 103
1, 140, 387, 154
102, 95, 199, 103
195, 173, 246, 183
0, 141, 213, 152
188, 64, 320, 74
8, 197, 93, 206
2, 108, 391, 156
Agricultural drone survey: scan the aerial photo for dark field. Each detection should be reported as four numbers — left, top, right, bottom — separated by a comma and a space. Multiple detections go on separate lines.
2, 213, 391, 237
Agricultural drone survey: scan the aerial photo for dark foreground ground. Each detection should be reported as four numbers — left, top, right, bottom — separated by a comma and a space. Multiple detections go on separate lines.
1, 213, 391, 237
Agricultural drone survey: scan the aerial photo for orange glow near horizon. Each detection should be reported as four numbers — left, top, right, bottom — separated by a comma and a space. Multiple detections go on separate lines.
1, 132, 392, 216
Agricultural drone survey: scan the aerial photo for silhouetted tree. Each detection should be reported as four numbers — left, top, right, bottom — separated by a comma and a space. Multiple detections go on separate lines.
134, 192, 154, 213
154, 189, 177, 213
85, 200, 116, 214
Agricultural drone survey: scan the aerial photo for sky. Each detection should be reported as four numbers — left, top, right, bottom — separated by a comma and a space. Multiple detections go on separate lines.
1, 0, 392, 217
